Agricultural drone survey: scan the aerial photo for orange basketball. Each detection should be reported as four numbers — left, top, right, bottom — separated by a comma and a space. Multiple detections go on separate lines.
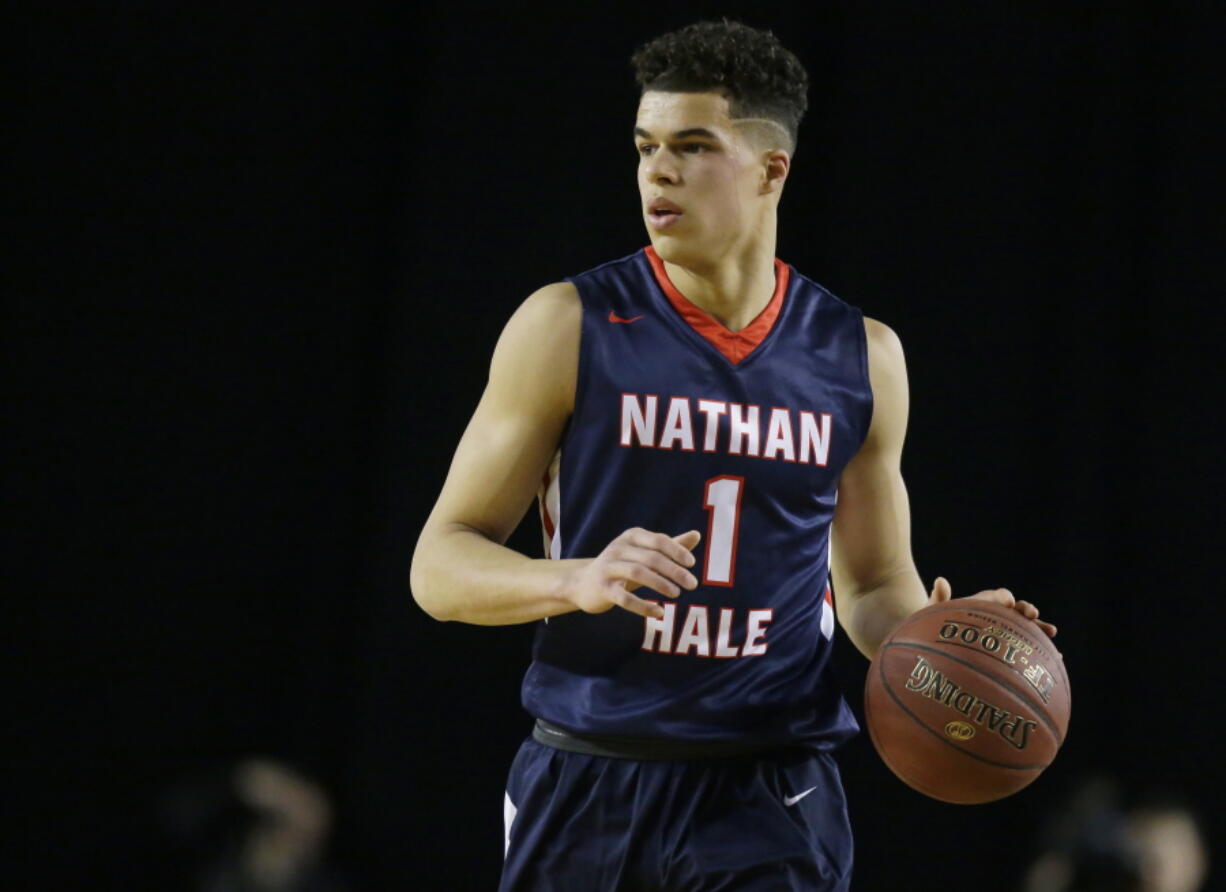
864, 601, 1070, 804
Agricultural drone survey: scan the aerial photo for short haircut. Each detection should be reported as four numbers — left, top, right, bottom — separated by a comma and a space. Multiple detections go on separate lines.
630, 19, 809, 152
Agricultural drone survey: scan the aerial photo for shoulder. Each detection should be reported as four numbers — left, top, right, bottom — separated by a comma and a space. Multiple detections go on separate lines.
500, 281, 581, 348
863, 316, 905, 370
500, 247, 643, 351
489, 281, 582, 413
859, 316, 909, 451
513, 279, 581, 319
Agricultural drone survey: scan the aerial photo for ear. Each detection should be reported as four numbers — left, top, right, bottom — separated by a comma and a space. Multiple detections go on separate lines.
760, 149, 790, 195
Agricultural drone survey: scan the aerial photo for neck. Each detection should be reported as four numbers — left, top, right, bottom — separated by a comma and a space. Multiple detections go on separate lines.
659, 227, 779, 332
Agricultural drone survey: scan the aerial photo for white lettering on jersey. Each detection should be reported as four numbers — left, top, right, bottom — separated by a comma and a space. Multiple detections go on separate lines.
742, 609, 773, 656
727, 403, 760, 456
620, 394, 833, 464
657, 396, 695, 450
762, 407, 796, 461
674, 605, 711, 656
620, 393, 659, 447
697, 399, 728, 452
641, 602, 678, 653
640, 602, 772, 658
798, 412, 832, 466
714, 608, 739, 658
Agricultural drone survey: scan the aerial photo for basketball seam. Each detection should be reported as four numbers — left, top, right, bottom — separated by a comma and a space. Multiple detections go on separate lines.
874, 652, 1055, 770
866, 697, 1013, 804
920, 602, 1071, 708
921, 603, 1063, 675
927, 638, 1066, 712
888, 641, 1064, 743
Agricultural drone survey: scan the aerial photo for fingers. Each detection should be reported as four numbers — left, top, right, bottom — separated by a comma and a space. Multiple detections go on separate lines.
622, 545, 698, 593
610, 559, 691, 600
1015, 599, 1058, 638
963, 591, 1058, 638
609, 588, 667, 620
927, 579, 1060, 639
673, 529, 702, 552
624, 527, 700, 568
586, 528, 702, 615
964, 587, 1016, 608
608, 530, 701, 596
1010, 600, 1057, 638
1014, 599, 1039, 620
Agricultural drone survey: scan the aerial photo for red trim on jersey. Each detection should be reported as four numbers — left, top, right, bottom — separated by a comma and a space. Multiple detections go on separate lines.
643, 244, 789, 365
539, 468, 556, 541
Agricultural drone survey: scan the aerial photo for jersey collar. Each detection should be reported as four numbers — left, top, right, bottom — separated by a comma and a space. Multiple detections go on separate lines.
643, 245, 790, 366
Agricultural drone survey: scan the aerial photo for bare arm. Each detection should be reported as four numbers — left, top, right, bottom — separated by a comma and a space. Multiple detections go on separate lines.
831, 319, 1054, 660
409, 283, 700, 626
829, 319, 927, 659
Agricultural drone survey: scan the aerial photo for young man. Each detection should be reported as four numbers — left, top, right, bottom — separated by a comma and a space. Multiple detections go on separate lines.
411, 20, 1056, 891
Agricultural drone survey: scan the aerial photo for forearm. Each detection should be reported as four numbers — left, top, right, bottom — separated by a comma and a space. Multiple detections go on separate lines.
410, 522, 584, 625
837, 567, 928, 660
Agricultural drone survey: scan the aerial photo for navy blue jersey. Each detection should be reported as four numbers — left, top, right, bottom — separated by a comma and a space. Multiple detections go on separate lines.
525, 246, 872, 749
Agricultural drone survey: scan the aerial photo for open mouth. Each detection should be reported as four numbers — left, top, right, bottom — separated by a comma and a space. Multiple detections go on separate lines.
648, 203, 684, 229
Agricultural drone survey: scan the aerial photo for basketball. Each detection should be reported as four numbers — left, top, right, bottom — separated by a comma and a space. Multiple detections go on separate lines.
864, 601, 1070, 804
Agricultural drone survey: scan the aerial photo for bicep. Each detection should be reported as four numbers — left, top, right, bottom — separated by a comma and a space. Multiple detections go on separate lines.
831, 318, 917, 596
422, 283, 580, 545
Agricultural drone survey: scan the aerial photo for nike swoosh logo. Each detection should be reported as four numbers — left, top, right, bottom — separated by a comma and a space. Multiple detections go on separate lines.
784, 786, 817, 807
608, 312, 644, 324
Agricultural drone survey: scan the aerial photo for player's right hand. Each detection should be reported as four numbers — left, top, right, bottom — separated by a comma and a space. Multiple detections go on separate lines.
928, 576, 1058, 639
564, 528, 701, 619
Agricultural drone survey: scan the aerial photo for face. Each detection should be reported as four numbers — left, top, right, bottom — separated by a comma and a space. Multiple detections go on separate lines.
635, 91, 786, 268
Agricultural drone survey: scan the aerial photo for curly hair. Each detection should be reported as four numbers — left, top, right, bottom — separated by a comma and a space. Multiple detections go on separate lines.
630, 19, 809, 151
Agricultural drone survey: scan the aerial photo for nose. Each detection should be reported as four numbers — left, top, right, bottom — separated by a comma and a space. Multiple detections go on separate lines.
643, 150, 680, 185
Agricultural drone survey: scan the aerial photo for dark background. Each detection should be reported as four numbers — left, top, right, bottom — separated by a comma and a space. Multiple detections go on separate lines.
13, 2, 1224, 889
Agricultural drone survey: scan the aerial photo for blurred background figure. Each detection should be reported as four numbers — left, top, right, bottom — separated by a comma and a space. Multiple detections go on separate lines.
1126, 794, 1210, 892
157, 757, 350, 892
1022, 777, 1209, 892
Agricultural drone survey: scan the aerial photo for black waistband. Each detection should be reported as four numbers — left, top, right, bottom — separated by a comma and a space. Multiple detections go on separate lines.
532, 718, 784, 761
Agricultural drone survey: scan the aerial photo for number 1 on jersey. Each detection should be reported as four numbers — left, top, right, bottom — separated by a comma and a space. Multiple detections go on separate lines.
702, 475, 745, 586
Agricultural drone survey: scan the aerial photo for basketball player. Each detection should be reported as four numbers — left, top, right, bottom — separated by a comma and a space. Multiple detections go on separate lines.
411, 20, 1057, 891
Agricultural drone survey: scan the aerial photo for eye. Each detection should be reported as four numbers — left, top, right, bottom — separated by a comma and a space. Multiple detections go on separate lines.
681, 143, 710, 154
637, 144, 656, 156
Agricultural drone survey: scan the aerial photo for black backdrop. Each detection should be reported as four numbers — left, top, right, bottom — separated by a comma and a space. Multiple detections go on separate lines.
14, 3, 1225, 890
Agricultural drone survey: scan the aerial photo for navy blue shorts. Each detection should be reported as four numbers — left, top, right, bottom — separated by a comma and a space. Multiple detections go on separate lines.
499, 737, 853, 891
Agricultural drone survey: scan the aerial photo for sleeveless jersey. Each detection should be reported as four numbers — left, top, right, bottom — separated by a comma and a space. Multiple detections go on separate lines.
523, 246, 873, 750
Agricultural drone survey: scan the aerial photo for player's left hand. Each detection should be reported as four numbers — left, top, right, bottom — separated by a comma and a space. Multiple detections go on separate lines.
927, 576, 1058, 639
